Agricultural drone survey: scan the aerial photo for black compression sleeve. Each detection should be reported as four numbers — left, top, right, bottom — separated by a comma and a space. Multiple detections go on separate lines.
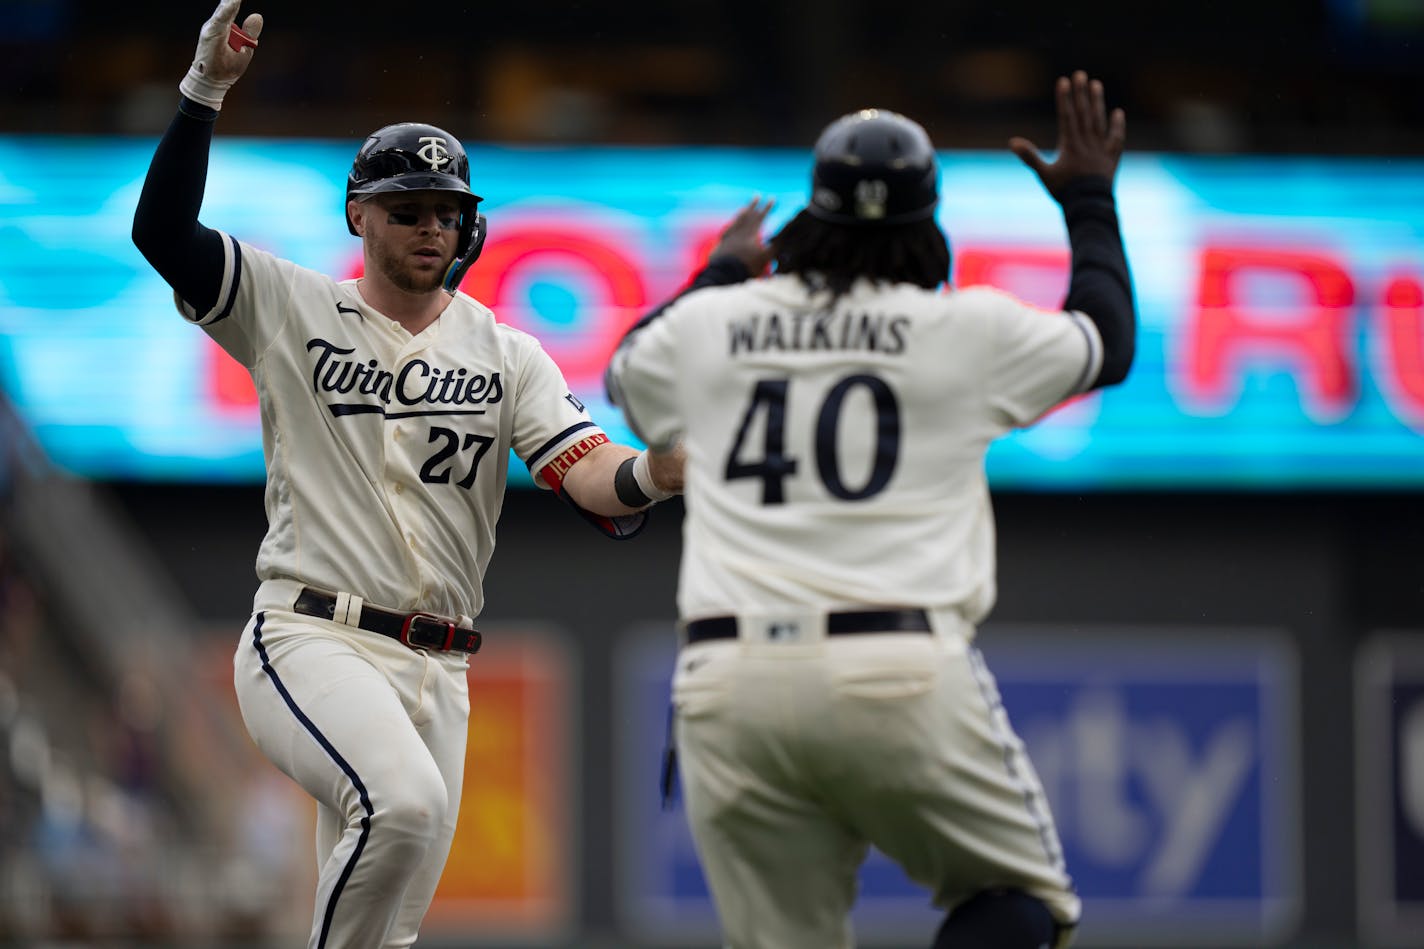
1058, 176, 1136, 388
131, 98, 229, 316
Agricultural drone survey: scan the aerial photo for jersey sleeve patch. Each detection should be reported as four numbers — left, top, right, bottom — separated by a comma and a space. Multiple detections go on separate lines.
176, 231, 242, 326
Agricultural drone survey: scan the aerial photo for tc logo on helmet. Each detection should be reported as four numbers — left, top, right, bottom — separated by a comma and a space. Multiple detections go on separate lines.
416, 137, 452, 171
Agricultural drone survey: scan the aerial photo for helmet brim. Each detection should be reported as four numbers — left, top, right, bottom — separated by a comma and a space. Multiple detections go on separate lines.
349, 173, 482, 204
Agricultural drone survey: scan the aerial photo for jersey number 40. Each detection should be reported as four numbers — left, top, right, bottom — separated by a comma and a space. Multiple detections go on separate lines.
724, 374, 900, 505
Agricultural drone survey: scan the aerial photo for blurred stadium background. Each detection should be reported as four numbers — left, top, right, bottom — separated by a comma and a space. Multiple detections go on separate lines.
3, 0, 1424, 946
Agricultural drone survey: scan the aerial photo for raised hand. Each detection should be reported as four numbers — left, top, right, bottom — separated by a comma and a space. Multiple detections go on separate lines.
1009, 71, 1126, 201
708, 197, 776, 276
179, 0, 264, 110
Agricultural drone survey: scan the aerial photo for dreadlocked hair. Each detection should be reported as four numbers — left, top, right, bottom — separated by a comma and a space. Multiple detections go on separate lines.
770, 209, 950, 298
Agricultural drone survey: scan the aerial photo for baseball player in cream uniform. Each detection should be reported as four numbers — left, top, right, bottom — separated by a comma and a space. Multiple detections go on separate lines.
608, 76, 1134, 949
132, 4, 677, 947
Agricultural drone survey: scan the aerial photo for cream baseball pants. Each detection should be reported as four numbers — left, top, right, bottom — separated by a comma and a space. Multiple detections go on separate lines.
234, 609, 470, 949
672, 624, 1079, 949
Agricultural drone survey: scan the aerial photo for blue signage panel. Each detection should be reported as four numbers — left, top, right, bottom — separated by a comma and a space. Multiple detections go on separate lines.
983, 628, 1301, 946
615, 625, 1300, 947
1356, 633, 1424, 947
2, 137, 1424, 488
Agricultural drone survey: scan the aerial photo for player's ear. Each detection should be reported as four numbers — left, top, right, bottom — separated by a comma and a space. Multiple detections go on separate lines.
347, 199, 368, 236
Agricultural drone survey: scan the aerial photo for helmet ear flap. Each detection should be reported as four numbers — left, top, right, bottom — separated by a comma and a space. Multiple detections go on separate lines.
443, 212, 487, 294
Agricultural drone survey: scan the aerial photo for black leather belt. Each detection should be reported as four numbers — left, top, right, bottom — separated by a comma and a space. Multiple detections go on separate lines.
293, 587, 482, 654
684, 608, 932, 644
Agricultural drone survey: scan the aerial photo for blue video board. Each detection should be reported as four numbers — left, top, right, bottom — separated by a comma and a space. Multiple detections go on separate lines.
2, 136, 1423, 487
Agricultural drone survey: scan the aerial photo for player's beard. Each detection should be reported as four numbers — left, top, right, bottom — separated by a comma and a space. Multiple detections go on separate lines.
368, 238, 449, 294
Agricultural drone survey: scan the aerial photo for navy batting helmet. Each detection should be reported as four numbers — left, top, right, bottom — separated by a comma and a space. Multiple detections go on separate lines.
807, 109, 939, 225
345, 122, 488, 289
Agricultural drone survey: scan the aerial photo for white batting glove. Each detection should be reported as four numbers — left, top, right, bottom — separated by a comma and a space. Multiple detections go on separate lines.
179, 0, 264, 110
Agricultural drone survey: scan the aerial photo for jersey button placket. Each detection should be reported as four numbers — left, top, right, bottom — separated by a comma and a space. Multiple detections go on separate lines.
389, 423, 404, 494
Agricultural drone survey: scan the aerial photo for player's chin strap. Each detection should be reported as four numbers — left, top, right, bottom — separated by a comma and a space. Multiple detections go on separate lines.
442, 212, 488, 294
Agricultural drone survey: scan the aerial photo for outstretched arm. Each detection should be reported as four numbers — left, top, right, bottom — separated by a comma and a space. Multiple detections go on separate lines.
131, 0, 263, 313
533, 438, 681, 541
558, 441, 683, 517
1010, 71, 1135, 389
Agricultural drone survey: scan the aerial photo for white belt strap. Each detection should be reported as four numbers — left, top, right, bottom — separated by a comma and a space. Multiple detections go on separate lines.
332, 591, 365, 627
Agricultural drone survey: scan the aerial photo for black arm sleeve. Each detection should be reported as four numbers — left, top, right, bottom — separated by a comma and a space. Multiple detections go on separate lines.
130, 98, 229, 316
1058, 176, 1136, 388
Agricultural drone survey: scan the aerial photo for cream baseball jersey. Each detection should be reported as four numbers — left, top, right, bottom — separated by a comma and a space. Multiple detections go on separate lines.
609, 274, 1104, 625
180, 233, 604, 619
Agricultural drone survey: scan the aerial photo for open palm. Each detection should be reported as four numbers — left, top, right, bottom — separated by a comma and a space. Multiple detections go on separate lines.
1010, 70, 1126, 200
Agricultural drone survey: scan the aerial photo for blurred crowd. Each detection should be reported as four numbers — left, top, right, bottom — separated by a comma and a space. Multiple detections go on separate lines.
0, 528, 314, 942
0, 533, 175, 938
0, 389, 314, 942
1, 0, 1422, 154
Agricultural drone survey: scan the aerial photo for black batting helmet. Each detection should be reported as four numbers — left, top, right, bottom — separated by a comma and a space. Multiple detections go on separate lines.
807, 109, 939, 226
345, 122, 488, 287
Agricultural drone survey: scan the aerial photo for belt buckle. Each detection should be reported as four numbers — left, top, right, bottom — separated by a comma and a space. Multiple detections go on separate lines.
400, 612, 456, 651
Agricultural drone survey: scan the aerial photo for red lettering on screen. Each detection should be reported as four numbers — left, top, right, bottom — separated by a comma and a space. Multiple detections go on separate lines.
208, 339, 257, 412
1185, 246, 1357, 421
1377, 274, 1424, 427
455, 224, 647, 385
955, 248, 1070, 310
198, 224, 1424, 446
955, 247, 1099, 421
686, 224, 724, 269
684, 223, 734, 286
341, 253, 363, 281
